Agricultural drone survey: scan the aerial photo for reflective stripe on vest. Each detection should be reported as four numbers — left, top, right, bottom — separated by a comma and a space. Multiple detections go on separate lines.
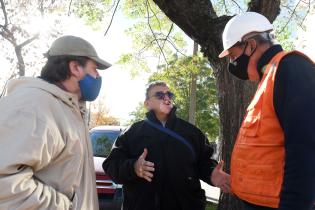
231, 51, 313, 208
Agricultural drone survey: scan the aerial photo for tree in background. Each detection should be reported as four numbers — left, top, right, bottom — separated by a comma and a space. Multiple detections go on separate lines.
88, 98, 120, 129
0, 0, 68, 78
0, 0, 114, 96
129, 101, 147, 123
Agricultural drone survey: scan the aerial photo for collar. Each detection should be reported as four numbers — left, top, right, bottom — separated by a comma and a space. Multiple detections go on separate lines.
145, 107, 177, 128
257, 45, 283, 74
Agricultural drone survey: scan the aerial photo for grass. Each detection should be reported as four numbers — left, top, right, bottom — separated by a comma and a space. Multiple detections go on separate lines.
206, 202, 218, 210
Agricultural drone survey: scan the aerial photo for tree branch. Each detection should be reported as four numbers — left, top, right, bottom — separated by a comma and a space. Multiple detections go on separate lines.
0, 0, 8, 28
161, 23, 173, 52
104, 0, 121, 36
157, 23, 173, 63
222, 0, 229, 14
247, 0, 280, 22
279, 0, 302, 33
16, 33, 39, 49
68, 0, 73, 16
38, 0, 45, 16
146, 0, 168, 66
298, 0, 311, 28
230, 0, 243, 12
148, 0, 162, 31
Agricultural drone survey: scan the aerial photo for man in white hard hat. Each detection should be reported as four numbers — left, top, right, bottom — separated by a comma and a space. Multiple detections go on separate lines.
219, 12, 315, 210
0, 35, 110, 210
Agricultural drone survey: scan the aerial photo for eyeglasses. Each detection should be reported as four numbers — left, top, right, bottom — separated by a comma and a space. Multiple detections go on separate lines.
150, 91, 175, 100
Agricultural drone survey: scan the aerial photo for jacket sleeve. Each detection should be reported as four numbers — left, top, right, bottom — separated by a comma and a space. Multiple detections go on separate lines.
274, 54, 315, 210
196, 130, 218, 185
0, 110, 72, 210
102, 126, 138, 184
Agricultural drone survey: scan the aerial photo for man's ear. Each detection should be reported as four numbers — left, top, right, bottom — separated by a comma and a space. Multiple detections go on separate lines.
248, 39, 257, 55
144, 100, 149, 109
69, 60, 83, 79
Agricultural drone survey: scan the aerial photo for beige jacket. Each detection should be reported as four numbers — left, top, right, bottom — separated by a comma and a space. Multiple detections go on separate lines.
0, 77, 99, 210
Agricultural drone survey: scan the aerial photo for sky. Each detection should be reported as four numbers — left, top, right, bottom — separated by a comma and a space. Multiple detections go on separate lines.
296, 14, 315, 60
0, 7, 314, 125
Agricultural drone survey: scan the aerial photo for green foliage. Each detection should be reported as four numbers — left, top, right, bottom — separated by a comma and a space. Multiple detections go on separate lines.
211, 0, 247, 16
117, 0, 187, 74
206, 202, 218, 210
73, 0, 113, 29
129, 55, 219, 140
117, 52, 151, 77
274, 20, 295, 51
128, 102, 147, 124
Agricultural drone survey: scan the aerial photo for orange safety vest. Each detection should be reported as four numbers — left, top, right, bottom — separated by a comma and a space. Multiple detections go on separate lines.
231, 50, 313, 208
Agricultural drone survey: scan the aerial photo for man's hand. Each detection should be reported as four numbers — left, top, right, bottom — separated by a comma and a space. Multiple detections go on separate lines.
134, 148, 155, 182
210, 160, 231, 193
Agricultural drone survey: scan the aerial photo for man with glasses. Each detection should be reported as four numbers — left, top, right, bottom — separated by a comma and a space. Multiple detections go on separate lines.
103, 81, 230, 210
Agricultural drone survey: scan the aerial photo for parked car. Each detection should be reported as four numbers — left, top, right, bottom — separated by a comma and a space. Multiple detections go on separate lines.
90, 125, 125, 209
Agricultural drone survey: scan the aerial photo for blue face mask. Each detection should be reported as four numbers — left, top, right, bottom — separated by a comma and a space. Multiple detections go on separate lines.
79, 74, 102, 101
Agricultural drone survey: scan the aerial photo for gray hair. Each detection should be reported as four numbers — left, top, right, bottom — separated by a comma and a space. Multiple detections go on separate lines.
145, 81, 168, 100
243, 31, 277, 45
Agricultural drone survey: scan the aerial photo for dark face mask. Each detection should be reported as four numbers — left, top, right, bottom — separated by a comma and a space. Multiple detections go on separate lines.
228, 43, 255, 80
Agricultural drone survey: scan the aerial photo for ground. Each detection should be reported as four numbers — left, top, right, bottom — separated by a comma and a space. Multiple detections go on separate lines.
206, 202, 218, 210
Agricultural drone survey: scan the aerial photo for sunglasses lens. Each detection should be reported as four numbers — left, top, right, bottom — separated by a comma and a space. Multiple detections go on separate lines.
167, 92, 174, 99
154, 92, 165, 100
152, 91, 175, 100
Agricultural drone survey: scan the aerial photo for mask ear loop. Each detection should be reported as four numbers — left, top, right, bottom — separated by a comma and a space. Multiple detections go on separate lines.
248, 40, 257, 57
247, 40, 263, 80
245, 39, 263, 80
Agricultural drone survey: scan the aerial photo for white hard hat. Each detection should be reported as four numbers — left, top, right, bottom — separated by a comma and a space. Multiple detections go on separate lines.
219, 12, 273, 58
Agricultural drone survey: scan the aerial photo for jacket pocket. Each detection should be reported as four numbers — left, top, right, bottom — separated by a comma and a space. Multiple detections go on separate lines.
237, 162, 283, 197
239, 113, 260, 137
239, 86, 264, 138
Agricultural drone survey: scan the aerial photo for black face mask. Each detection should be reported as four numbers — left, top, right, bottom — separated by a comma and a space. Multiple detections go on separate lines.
228, 43, 255, 80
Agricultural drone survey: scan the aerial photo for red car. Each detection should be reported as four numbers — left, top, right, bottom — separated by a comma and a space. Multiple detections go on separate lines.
90, 126, 125, 209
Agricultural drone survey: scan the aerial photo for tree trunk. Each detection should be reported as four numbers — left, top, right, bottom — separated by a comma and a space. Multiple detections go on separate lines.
15, 46, 25, 76
188, 41, 198, 125
152, 0, 281, 209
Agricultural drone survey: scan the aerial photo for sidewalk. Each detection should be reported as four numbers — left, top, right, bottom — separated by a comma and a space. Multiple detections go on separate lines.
201, 181, 220, 204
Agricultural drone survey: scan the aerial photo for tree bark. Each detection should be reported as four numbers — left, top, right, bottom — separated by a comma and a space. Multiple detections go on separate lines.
15, 47, 25, 76
152, 0, 281, 209
1, 0, 39, 77
188, 41, 198, 125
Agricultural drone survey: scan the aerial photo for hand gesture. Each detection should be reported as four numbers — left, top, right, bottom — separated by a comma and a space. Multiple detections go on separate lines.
210, 160, 231, 193
134, 148, 155, 182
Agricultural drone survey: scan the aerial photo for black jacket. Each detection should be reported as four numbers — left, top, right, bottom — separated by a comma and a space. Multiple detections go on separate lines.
103, 108, 217, 210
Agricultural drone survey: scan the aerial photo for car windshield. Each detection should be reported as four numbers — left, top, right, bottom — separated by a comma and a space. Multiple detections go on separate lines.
90, 130, 121, 157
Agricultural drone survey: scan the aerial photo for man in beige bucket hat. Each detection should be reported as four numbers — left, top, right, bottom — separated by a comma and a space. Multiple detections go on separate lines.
0, 35, 110, 209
